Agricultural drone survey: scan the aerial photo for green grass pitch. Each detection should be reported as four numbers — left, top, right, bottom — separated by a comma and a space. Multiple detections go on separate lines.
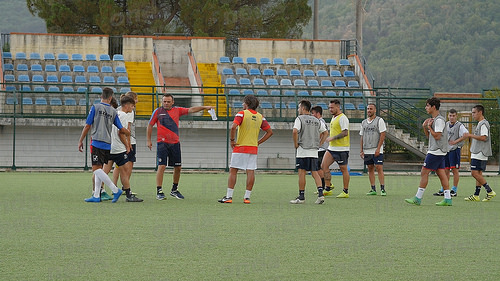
0, 172, 499, 280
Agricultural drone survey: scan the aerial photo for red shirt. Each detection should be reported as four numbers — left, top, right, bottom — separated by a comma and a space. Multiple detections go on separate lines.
149, 106, 189, 144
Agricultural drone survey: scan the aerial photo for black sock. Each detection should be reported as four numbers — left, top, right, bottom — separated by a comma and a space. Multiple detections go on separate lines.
474, 186, 481, 196
343, 188, 349, 194
299, 190, 305, 200
483, 183, 492, 193
157, 186, 163, 193
380, 185, 385, 191
371, 185, 376, 191
317, 187, 324, 197
172, 183, 178, 191
125, 189, 132, 198
321, 178, 325, 188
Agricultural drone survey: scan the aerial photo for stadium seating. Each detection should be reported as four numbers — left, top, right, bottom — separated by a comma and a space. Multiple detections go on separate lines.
47, 75, 58, 83
294, 79, 306, 87
303, 70, 315, 77
32, 75, 44, 83
17, 64, 28, 71
21, 85, 31, 92
87, 66, 99, 73
297, 91, 309, 96
6, 97, 17, 104
5, 86, 16, 91
262, 69, 274, 76
33, 86, 46, 92
284, 90, 295, 96
101, 66, 113, 73
272, 58, 284, 64
344, 70, 355, 77
45, 65, 57, 72
77, 86, 87, 92
330, 70, 342, 77
246, 57, 257, 64
15, 52, 27, 60
71, 54, 83, 61
235, 68, 247, 75
119, 87, 131, 93
316, 102, 328, 110
57, 53, 69, 60
75, 76, 87, 83
91, 87, 103, 93
18, 75, 30, 82
73, 65, 85, 72
339, 59, 350, 66
270, 90, 280, 96
79, 99, 87, 106
242, 89, 253, 95
260, 101, 273, 109
326, 59, 337, 66
344, 103, 356, 110
348, 81, 360, 88
228, 89, 240, 95
115, 66, 127, 73
277, 69, 288, 76
225, 78, 237, 85
89, 76, 101, 83
338, 91, 349, 96
3, 52, 12, 59
59, 65, 71, 72
61, 75, 73, 83
222, 68, 234, 75
321, 80, 333, 87
112, 54, 124, 61
311, 91, 323, 96
117, 76, 129, 84
334, 80, 346, 87
99, 54, 111, 61
253, 78, 265, 86
317, 70, 328, 77
232, 57, 243, 64
290, 69, 301, 76
256, 90, 268, 96
280, 79, 292, 86
325, 91, 336, 97
4, 74, 15, 82
29, 52, 41, 60
4, 63, 14, 71
233, 101, 243, 108
299, 58, 311, 65
103, 76, 115, 84
249, 68, 261, 75
23, 97, 33, 105
219, 56, 230, 63
86, 54, 97, 61
312, 58, 324, 65
266, 78, 278, 86
50, 98, 63, 106
260, 57, 271, 64
48, 86, 60, 92
286, 58, 298, 65
35, 98, 48, 105
307, 80, 319, 87
357, 103, 366, 110
63, 86, 74, 92
352, 91, 363, 97
44, 53, 55, 60
65, 98, 77, 106
239, 78, 251, 85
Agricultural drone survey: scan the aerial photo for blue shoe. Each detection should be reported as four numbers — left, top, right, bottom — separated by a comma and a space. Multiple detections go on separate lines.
85, 196, 101, 203
170, 190, 184, 199
111, 189, 123, 203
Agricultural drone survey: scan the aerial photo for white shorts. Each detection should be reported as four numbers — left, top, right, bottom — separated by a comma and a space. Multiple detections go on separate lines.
230, 153, 258, 170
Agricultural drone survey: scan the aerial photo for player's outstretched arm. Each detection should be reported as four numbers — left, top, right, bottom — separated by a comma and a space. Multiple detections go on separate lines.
188, 105, 213, 114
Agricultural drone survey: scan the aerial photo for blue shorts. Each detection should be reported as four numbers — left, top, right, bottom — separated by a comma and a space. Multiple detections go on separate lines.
296, 157, 320, 171
110, 151, 129, 167
157, 142, 182, 167
327, 150, 349, 166
422, 153, 446, 170
470, 158, 487, 171
445, 148, 461, 169
364, 154, 384, 166
127, 144, 137, 163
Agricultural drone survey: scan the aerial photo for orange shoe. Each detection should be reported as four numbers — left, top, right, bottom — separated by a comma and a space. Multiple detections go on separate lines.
243, 198, 251, 204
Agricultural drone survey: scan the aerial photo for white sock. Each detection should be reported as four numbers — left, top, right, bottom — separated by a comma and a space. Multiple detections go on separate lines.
244, 190, 252, 199
226, 188, 234, 198
416, 187, 425, 199
93, 176, 102, 198
94, 169, 118, 194
443, 190, 451, 199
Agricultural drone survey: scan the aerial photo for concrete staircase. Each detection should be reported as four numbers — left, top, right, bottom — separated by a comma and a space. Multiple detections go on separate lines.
125, 61, 156, 116
385, 124, 427, 158
197, 63, 228, 117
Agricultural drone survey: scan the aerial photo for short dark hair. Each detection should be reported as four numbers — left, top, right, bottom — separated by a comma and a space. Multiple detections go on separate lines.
299, 100, 311, 112
426, 97, 441, 110
473, 104, 485, 115
102, 87, 114, 99
449, 108, 457, 114
330, 99, 340, 105
163, 93, 174, 100
125, 91, 138, 100
243, 95, 259, 110
120, 94, 136, 106
311, 106, 323, 115
367, 103, 376, 108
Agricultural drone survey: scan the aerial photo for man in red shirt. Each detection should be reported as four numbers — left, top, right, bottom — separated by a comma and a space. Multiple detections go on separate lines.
147, 94, 212, 200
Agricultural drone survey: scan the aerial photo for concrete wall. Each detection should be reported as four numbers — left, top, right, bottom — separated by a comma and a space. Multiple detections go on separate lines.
238, 39, 341, 61
122, 36, 154, 62
191, 38, 225, 63
153, 37, 191, 77
9, 33, 108, 57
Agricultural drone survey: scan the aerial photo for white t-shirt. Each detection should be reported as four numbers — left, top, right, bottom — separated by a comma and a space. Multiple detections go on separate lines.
328, 114, 350, 151
293, 117, 327, 158
111, 110, 133, 154
127, 111, 136, 145
471, 125, 489, 160
428, 118, 446, 156
359, 117, 387, 154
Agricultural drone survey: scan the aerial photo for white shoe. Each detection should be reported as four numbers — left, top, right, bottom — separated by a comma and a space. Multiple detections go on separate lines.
315, 196, 325, 204
290, 197, 305, 204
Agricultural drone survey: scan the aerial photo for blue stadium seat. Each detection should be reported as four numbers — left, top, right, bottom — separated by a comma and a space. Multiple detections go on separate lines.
290, 69, 301, 76
293, 79, 306, 86
249, 68, 261, 75
17, 64, 28, 71
352, 91, 363, 97
280, 79, 292, 86
303, 70, 315, 77
46, 75, 58, 83
284, 90, 295, 96
242, 89, 254, 95
222, 68, 234, 75
307, 80, 319, 87
299, 58, 311, 65
338, 91, 349, 96
348, 81, 360, 88
23, 97, 33, 105
115, 66, 127, 73
317, 70, 328, 77
219, 56, 230, 63
112, 54, 124, 61
6, 97, 17, 104
286, 58, 298, 65
4, 74, 15, 82
30, 52, 41, 60
101, 66, 113, 73
239, 78, 251, 85
48, 86, 60, 92
235, 68, 247, 75
297, 91, 309, 96
270, 90, 281, 96
4, 63, 14, 71
339, 59, 350, 66
33, 86, 46, 92
253, 78, 265, 86
5, 86, 16, 91
35, 97, 47, 105
21, 85, 31, 92
75, 76, 87, 83
344, 70, 355, 77
103, 76, 115, 84
57, 65, 69, 72
311, 91, 323, 96
86, 54, 97, 61
32, 75, 44, 83
31, 64, 42, 71
65, 98, 77, 106
232, 57, 243, 64
256, 90, 268, 96
330, 70, 342, 77
334, 80, 346, 87
79, 98, 88, 106
3, 52, 12, 59
288, 101, 297, 109
61, 75, 73, 83
316, 102, 328, 110
357, 103, 366, 110
260, 57, 271, 64
344, 103, 356, 110
225, 78, 237, 85
228, 89, 240, 95
57, 53, 69, 60
50, 98, 63, 106
312, 58, 324, 65
87, 65, 99, 73
91, 87, 103, 93
94, 98, 101, 104
276, 69, 288, 76
77, 86, 87, 92
260, 101, 272, 109
45, 65, 56, 72
325, 91, 336, 97
18, 75, 30, 82
89, 76, 101, 83
272, 58, 284, 65
73, 65, 85, 72
321, 80, 333, 87
63, 86, 74, 92
71, 53, 83, 61
99, 54, 111, 61
233, 101, 243, 108
44, 53, 55, 60
117, 76, 129, 84
266, 78, 278, 86
119, 87, 131, 93
326, 59, 337, 66
246, 57, 257, 64
262, 69, 274, 76
275, 102, 287, 109
15, 52, 27, 60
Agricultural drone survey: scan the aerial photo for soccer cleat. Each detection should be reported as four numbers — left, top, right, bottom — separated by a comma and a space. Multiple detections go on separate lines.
433, 191, 444, 196
435, 199, 452, 206
336, 191, 349, 198
366, 190, 377, 196
243, 198, 251, 204
290, 197, 305, 204
218, 196, 232, 203
100, 192, 112, 201
315, 196, 325, 204
122, 189, 137, 196
84, 196, 101, 203
380, 190, 387, 196
404, 196, 421, 205
111, 189, 123, 203
126, 194, 144, 202
464, 195, 480, 201
323, 190, 333, 196
170, 190, 185, 199
482, 190, 496, 202
450, 190, 457, 197
156, 192, 166, 200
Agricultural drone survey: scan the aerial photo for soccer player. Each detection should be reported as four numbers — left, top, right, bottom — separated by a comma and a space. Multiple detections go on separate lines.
218, 95, 273, 204
311, 105, 334, 191
78, 87, 130, 203
321, 99, 350, 198
360, 103, 387, 196
147, 94, 212, 200
103, 94, 143, 202
433, 108, 468, 197
290, 100, 328, 204
463, 105, 496, 202
405, 97, 452, 206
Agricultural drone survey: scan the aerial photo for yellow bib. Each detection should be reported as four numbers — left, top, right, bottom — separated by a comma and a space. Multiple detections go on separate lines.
329, 113, 350, 147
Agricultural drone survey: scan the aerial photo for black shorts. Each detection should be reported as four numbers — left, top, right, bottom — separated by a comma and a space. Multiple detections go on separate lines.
157, 142, 182, 167
296, 157, 319, 171
327, 150, 349, 166
317, 150, 326, 167
364, 154, 384, 166
91, 146, 110, 166
127, 144, 137, 162
110, 151, 130, 167
470, 159, 487, 171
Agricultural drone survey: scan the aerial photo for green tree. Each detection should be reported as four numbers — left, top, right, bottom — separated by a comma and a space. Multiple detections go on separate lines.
27, 0, 311, 38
